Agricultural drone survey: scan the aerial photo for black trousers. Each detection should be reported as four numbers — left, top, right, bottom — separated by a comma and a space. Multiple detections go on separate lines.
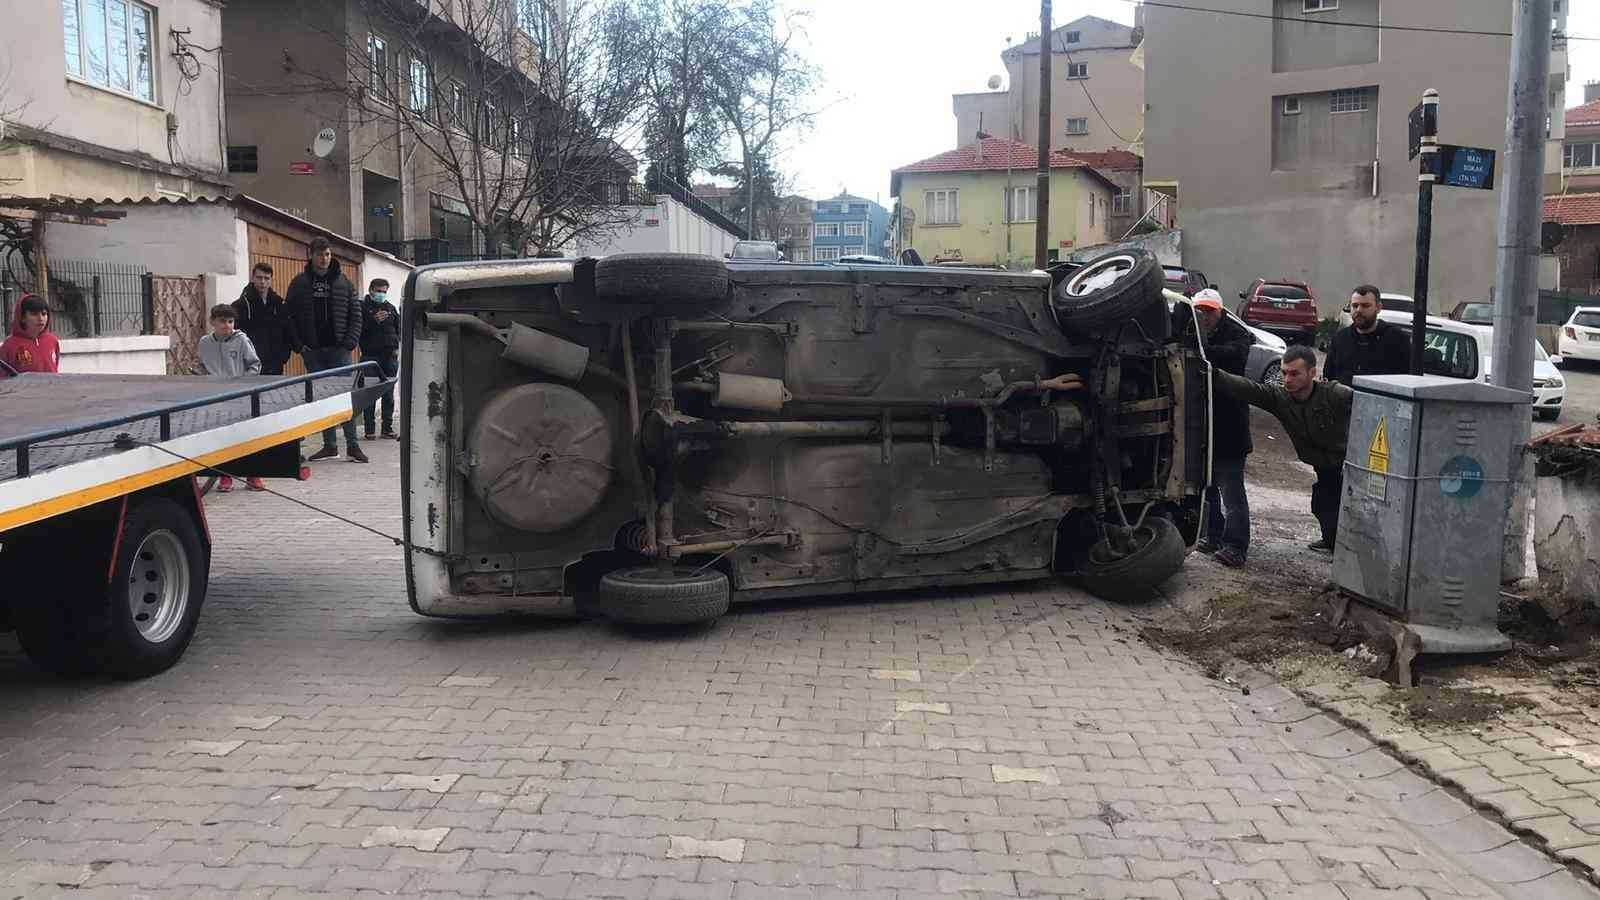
1311, 467, 1343, 548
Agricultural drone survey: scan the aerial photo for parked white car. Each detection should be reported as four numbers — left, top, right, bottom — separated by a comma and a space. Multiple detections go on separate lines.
1377, 310, 1564, 420
1339, 292, 1415, 329
1557, 307, 1600, 363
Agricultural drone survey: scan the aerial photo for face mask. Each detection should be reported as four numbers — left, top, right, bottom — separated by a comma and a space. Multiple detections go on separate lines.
372, 292, 387, 303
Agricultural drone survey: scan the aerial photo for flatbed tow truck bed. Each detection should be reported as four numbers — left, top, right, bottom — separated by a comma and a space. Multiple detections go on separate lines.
0, 366, 379, 677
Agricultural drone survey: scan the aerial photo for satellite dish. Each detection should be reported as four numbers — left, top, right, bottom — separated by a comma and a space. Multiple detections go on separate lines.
312, 127, 337, 159
987, 75, 1002, 90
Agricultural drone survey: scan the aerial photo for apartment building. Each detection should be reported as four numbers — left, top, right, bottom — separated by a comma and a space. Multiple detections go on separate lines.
952, 15, 1144, 155
1, 0, 230, 201
1558, 85, 1600, 196
1145, 0, 1568, 316
811, 193, 888, 261
776, 194, 813, 262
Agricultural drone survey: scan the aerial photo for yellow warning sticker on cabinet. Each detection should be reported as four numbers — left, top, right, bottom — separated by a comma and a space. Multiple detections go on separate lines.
1368, 417, 1390, 473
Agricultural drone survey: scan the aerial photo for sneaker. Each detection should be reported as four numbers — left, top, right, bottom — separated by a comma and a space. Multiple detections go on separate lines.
364, 431, 376, 441
1195, 539, 1218, 555
1213, 547, 1246, 568
308, 446, 339, 461
246, 477, 266, 492
382, 430, 400, 440
217, 476, 234, 493
1308, 540, 1333, 554
348, 447, 370, 464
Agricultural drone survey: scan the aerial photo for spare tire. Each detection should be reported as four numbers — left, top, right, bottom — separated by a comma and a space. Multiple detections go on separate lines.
594, 253, 730, 313
598, 566, 730, 626
1052, 250, 1164, 335
1074, 516, 1186, 603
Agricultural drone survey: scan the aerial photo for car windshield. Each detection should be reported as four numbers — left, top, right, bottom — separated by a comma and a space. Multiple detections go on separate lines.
1392, 325, 1479, 379
1381, 297, 1415, 313
1257, 284, 1309, 300
1459, 303, 1494, 321
1162, 267, 1186, 284
1535, 341, 1549, 362
1573, 311, 1600, 328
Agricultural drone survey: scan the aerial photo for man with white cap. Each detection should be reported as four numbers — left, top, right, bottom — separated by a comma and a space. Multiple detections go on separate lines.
1180, 289, 1255, 567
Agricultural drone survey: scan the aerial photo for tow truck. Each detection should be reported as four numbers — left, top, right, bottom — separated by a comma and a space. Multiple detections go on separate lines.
0, 365, 378, 677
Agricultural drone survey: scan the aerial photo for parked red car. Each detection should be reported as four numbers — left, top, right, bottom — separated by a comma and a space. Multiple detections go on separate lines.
1237, 278, 1318, 344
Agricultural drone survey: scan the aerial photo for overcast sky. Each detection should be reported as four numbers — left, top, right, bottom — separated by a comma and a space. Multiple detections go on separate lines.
771, 0, 1600, 203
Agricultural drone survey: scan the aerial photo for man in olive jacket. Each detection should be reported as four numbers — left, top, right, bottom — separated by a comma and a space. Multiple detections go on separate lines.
285, 237, 367, 463
1212, 345, 1354, 554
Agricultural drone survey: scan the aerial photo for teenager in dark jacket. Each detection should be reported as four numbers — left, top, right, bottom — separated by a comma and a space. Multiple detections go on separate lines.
358, 277, 401, 439
232, 262, 296, 375
1180, 290, 1255, 567
1324, 285, 1409, 386
284, 237, 367, 463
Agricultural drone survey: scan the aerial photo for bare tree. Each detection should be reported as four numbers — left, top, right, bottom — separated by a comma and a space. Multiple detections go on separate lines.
707, 2, 817, 237
323, 0, 646, 255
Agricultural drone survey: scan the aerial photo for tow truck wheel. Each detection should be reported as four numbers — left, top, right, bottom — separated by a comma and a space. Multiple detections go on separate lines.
597, 566, 730, 627
15, 497, 208, 678
1075, 517, 1186, 603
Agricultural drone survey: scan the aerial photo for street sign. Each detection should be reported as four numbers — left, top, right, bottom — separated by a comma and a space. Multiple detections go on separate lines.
289, 162, 315, 175
370, 206, 393, 217
1438, 144, 1496, 190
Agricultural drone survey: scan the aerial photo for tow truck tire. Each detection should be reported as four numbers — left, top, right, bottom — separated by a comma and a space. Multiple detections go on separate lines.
1051, 250, 1165, 335
1075, 517, 1186, 603
594, 253, 730, 312
597, 566, 729, 626
15, 497, 207, 678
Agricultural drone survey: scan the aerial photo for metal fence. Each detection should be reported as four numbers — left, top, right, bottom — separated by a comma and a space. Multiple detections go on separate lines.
0, 259, 153, 339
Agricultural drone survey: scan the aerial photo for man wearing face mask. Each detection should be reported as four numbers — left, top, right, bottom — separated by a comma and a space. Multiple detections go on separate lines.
359, 277, 401, 440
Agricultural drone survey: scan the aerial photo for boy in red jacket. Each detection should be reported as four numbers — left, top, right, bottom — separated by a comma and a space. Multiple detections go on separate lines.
0, 294, 60, 377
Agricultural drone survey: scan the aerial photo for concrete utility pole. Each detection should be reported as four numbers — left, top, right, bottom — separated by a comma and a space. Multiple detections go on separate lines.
1034, 0, 1052, 270
1492, 0, 1553, 581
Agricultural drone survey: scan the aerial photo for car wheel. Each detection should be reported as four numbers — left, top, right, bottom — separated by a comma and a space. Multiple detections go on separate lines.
1050, 249, 1164, 335
1536, 408, 1560, 422
1261, 361, 1283, 387
598, 566, 730, 627
1074, 517, 1187, 603
593, 253, 730, 313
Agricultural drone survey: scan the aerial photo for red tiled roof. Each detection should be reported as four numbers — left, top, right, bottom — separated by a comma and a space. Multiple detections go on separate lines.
1566, 99, 1600, 128
1057, 149, 1142, 171
893, 137, 1098, 175
1544, 193, 1600, 226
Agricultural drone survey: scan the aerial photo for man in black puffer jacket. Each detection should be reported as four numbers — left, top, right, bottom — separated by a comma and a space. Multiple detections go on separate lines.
359, 277, 401, 440
1177, 290, 1255, 568
233, 262, 296, 376
285, 237, 367, 463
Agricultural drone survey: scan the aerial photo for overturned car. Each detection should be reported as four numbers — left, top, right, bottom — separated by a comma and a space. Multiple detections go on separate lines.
400, 250, 1211, 625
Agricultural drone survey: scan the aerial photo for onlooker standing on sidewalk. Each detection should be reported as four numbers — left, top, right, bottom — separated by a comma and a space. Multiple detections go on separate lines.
1324, 285, 1409, 386
1212, 346, 1354, 554
232, 262, 296, 376
1, 294, 60, 377
196, 304, 264, 492
359, 277, 401, 440
286, 237, 368, 464
1182, 290, 1255, 568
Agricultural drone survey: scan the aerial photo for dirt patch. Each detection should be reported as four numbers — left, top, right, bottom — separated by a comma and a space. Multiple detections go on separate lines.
1142, 586, 1368, 680
1378, 684, 1535, 728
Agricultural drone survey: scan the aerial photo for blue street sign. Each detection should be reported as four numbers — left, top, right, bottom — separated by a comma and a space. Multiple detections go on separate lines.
370, 205, 394, 217
1438, 145, 1496, 190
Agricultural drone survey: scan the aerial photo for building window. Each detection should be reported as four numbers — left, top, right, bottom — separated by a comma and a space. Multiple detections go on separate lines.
1090, 195, 1096, 228
1111, 188, 1133, 215
792, 248, 810, 262
1067, 62, 1088, 78
1282, 96, 1302, 115
924, 189, 959, 225
1567, 142, 1598, 169
448, 82, 467, 128
1065, 30, 1081, 43
61, 0, 156, 102
1005, 186, 1036, 223
815, 246, 841, 261
844, 222, 865, 236
848, 203, 867, 213
815, 222, 840, 238
226, 145, 259, 174
1303, 0, 1338, 11
1329, 87, 1369, 114
409, 58, 431, 116
1066, 117, 1089, 135
509, 118, 524, 159
368, 34, 390, 99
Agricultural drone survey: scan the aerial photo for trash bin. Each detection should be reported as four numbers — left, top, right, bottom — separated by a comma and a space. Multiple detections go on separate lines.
1334, 374, 1530, 655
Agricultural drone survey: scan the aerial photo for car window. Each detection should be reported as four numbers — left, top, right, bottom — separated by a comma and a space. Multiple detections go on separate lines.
1392, 326, 1478, 379
1534, 341, 1549, 362
1460, 303, 1494, 321
1573, 311, 1600, 328
1382, 298, 1415, 314
1257, 284, 1309, 300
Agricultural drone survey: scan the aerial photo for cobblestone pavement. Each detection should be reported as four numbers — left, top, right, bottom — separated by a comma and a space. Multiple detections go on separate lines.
2, 441, 1597, 899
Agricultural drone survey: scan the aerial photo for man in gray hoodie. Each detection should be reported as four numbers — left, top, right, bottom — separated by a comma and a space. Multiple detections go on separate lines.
197, 304, 261, 377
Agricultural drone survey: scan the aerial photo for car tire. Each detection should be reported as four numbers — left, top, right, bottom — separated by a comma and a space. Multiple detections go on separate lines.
1260, 361, 1283, 387
1536, 408, 1560, 422
1051, 250, 1164, 335
14, 497, 208, 678
1075, 517, 1187, 603
598, 566, 730, 627
594, 253, 730, 312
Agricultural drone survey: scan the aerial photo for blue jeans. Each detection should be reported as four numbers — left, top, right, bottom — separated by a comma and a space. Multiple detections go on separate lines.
302, 346, 361, 450
1204, 454, 1250, 556
360, 351, 399, 435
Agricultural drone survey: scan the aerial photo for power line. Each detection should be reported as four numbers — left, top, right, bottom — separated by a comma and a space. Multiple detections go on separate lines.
1110, 0, 1600, 41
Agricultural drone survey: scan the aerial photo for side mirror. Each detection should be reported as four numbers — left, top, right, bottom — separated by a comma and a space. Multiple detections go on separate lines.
724, 252, 732, 259
1238, 291, 1247, 300
1209, 284, 1219, 291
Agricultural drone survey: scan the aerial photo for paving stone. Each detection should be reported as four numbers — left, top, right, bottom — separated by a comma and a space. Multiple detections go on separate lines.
992, 765, 1060, 786
1517, 815, 1600, 852
666, 836, 745, 863
361, 826, 451, 851
1477, 790, 1557, 822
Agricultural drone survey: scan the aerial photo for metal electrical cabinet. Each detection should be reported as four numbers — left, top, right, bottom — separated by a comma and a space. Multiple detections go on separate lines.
1334, 374, 1529, 654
